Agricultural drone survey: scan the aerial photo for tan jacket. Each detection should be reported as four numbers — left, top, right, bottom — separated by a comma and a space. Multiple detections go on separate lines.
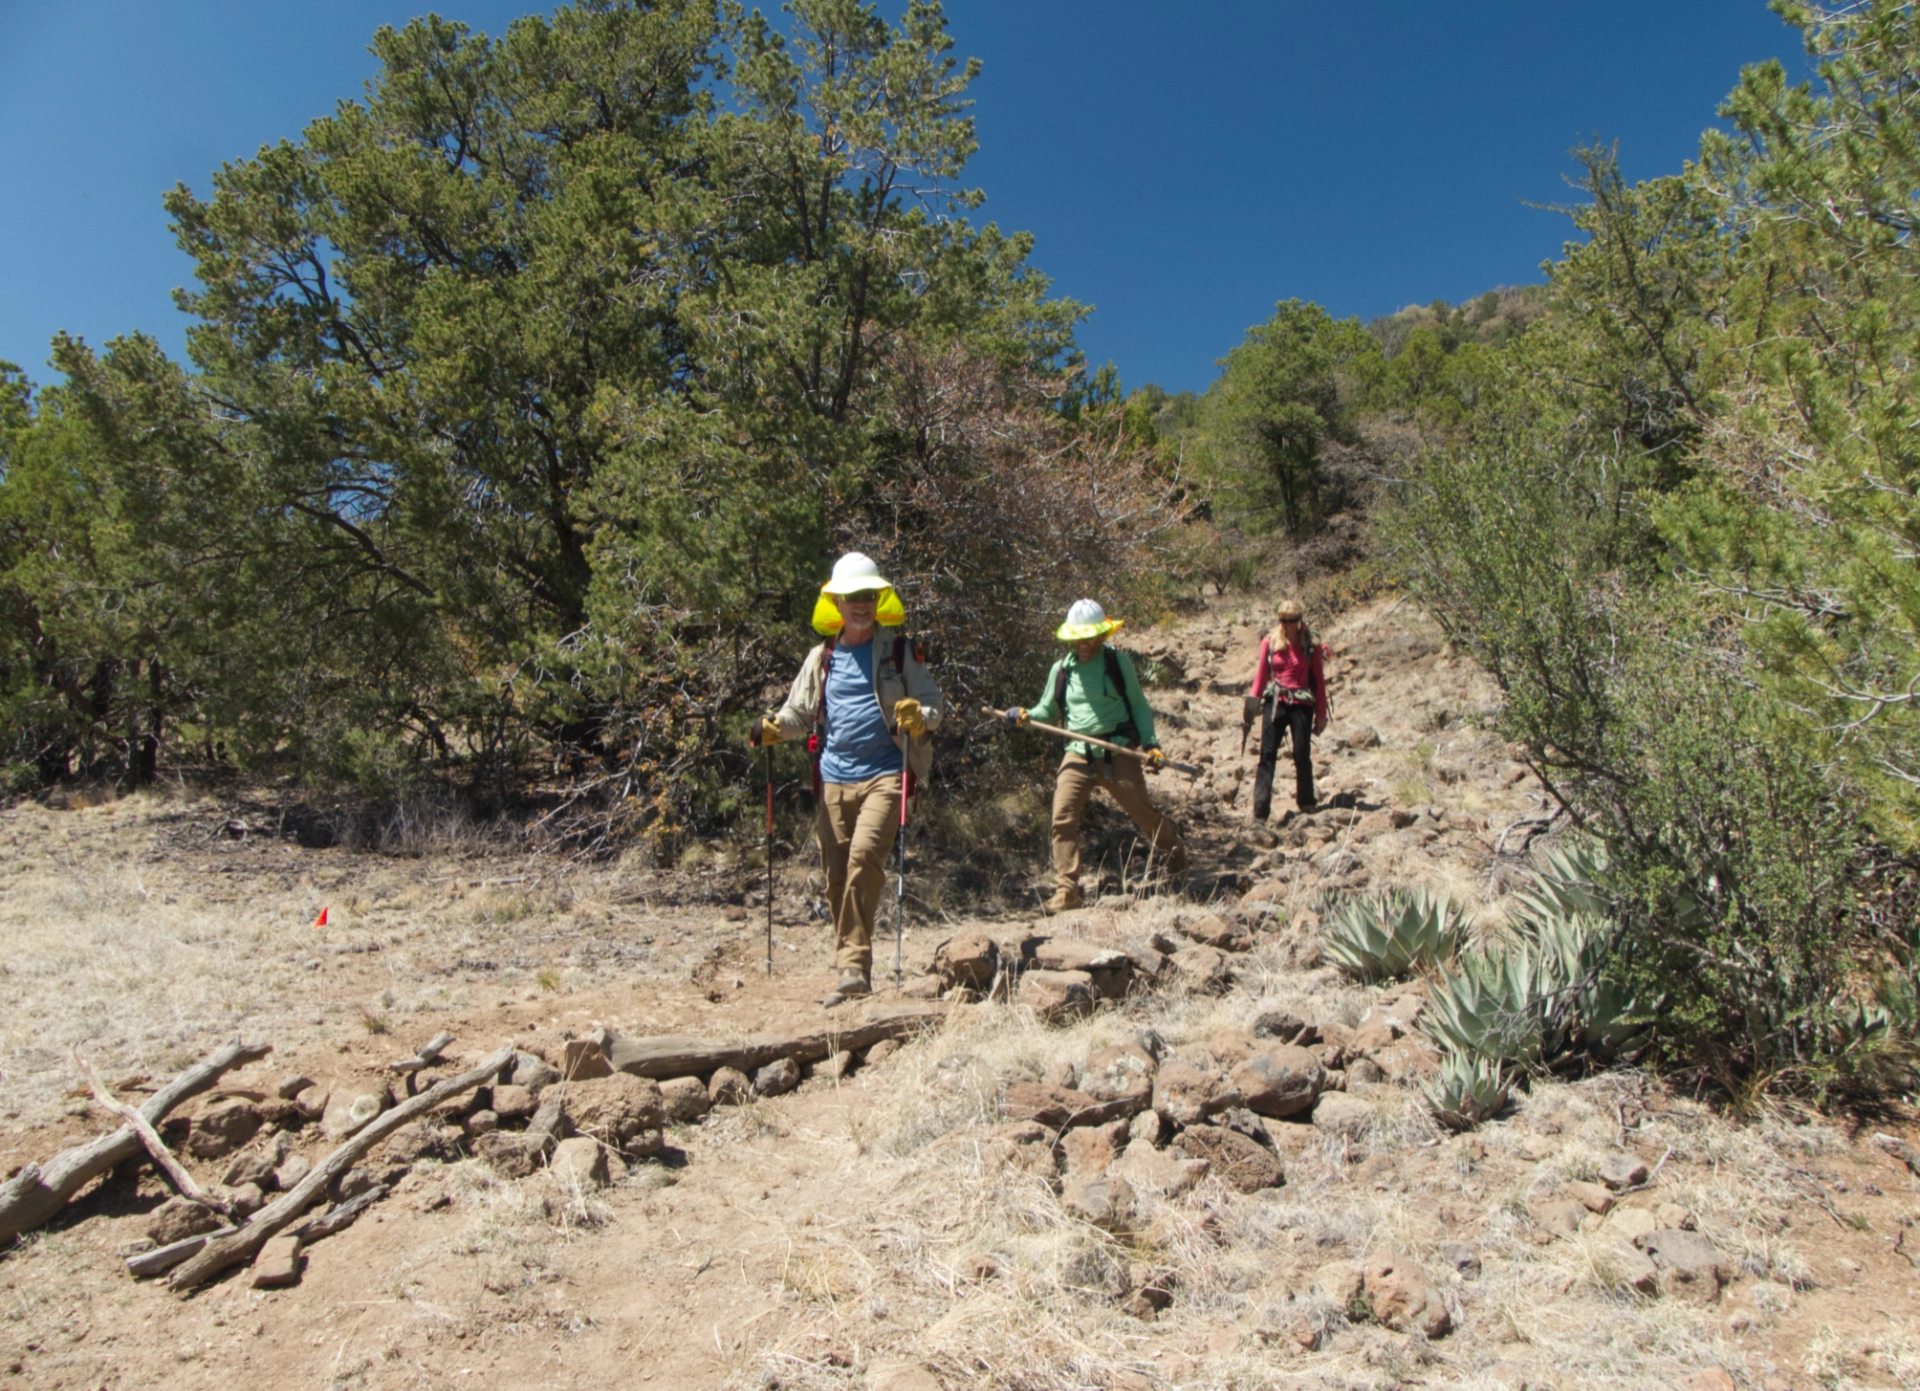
771, 625, 944, 780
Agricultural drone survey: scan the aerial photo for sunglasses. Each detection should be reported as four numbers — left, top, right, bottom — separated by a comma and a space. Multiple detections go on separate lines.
837, 590, 880, 604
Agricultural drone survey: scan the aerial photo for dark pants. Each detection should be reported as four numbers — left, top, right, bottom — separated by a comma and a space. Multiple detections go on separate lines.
1252, 697, 1316, 819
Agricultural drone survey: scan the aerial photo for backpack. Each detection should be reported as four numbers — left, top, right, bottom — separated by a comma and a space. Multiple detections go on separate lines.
809, 632, 921, 792
1054, 646, 1147, 752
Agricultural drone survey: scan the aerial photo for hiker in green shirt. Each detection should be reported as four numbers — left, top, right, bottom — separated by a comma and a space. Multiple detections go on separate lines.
1003, 600, 1188, 914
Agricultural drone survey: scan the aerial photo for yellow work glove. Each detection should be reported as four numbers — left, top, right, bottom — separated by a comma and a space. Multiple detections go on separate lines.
749, 717, 784, 748
1144, 747, 1168, 769
894, 698, 927, 738
1003, 706, 1027, 724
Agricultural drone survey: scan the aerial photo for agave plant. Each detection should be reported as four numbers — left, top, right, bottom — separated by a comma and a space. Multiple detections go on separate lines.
1507, 836, 1612, 929
1424, 1050, 1510, 1131
1323, 889, 1466, 982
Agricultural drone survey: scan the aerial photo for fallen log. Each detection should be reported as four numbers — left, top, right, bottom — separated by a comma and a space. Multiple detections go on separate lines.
603, 1001, 949, 1079
0, 1037, 270, 1244
73, 1051, 230, 1218
170, 1044, 514, 1290
129, 1183, 392, 1280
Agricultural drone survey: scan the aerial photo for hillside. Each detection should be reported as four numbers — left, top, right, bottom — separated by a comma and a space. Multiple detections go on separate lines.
1, 587, 1915, 1390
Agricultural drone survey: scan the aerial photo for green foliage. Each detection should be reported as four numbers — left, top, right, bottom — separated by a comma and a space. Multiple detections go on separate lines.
0, 0, 1200, 834
1322, 888, 1465, 982
1197, 300, 1379, 535
1423, 1051, 1510, 1132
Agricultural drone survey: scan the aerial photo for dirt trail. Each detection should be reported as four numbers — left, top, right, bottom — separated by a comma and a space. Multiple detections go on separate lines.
0, 595, 1916, 1391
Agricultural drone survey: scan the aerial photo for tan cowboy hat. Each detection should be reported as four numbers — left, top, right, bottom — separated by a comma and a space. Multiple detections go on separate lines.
1056, 599, 1124, 642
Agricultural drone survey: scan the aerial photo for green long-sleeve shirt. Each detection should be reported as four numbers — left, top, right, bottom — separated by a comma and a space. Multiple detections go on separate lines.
1027, 645, 1158, 758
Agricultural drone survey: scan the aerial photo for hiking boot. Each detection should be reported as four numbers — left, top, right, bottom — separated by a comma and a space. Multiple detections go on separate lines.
822, 969, 871, 1008
1042, 885, 1084, 915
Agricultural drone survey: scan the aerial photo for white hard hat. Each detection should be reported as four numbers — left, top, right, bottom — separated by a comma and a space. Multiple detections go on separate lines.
1056, 598, 1123, 642
820, 552, 892, 594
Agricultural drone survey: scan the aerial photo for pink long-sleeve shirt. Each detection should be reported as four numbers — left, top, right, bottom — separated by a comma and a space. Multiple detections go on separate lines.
1249, 633, 1328, 722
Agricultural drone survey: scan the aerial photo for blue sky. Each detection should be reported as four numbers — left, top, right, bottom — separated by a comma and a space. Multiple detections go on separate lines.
1, 1, 1801, 394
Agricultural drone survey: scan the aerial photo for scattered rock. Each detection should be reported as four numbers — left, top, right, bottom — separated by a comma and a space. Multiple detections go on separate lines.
1059, 1126, 1120, 1177
933, 931, 1000, 989
754, 1057, 802, 1098
1111, 1138, 1209, 1196
526, 1089, 572, 1145
1363, 1248, 1451, 1338
271, 1154, 312, 1192
249, 1235, 303, 1290
292, 1085, 329, 1121
223, 1151, 276, 1189
275, 1074, 315, 1102
509, 1051, 561, 1092
1518, 1133, 1558, 1162
1003, 1081, 1136, 1128
475, 1131, 547, 1179
188, 1098, 265, 1158
1639, 1228, 1734, 1303
1179, 914, 1242, 949
1079, 1044, 1156, 1106
708, 1067, 753, 1106
146, 1197, 223, 1247
899, 974, 946, 1000
321, 1092, 388, 1143
1129, 1109, 1165, 1148
1531, 1197, 1586, 1238
1228, 1044, 1324, 1119
1310, 1091, 1372, 1138
334, 1167, 380, 1203
1018, 969, 1097, 1023
1167, 944, 1232, 994
1152, 1059, 1226, 1128
1061, 1174, 1135, 1230
489, 1083, 537, 1123
1250, 1007, 1312, 1043
1607, 1206, 1659, 1243
1603, 1239, 1659, 1294
569, 1074, 666, 1152
1655, 1201, 1696, 1231
549, 1137, 610, 1189
660, 1076, 712, 1123
864, 1040, 900, 1067
1565, 1180, 1614, 1214
1315, 1258, 1365, 1311
1173, 1123, 1284, 1192
1031, 939, 1135, 997
1599, 1152, 1649, 1190
809, 1050, 857, 1082
1435, 1241, 1481, 1278
464, 1110, 500, 1139
562, 1039, 613, 1080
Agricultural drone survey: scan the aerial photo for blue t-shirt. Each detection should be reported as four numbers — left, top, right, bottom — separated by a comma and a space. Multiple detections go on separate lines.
818, 638, 904, 783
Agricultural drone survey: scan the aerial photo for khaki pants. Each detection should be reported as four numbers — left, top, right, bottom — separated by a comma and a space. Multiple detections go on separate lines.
816, 773, 902, 975
1051, 753, 1186, 892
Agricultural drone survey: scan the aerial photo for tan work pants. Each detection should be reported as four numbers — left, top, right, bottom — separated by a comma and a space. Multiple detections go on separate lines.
816, 773, 902, 975
1051, 753, 1186, 892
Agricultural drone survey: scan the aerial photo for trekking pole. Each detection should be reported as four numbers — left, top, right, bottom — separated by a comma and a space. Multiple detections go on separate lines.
763, 743, 775, 978
983, 706, 1203, 776
893, 770, 911, 988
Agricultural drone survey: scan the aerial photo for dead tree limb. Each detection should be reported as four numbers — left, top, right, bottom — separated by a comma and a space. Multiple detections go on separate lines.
387, 1032, 455, 1074
73, 1051, 230, 1218
169, 1045, 514, 1290
0, 1037, 270, 1244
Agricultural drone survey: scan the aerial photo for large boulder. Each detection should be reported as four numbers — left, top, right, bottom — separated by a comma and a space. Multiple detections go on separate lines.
1363, 1248, 1452, 1338
933, 931, 1000, 989
1172, 1123, 1283, 1193
1227, 1045, 1324, 1119
568, 1074, 665, 1154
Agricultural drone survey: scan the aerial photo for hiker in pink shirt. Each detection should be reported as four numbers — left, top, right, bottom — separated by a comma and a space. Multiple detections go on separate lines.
1245, 600, 1328, 818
